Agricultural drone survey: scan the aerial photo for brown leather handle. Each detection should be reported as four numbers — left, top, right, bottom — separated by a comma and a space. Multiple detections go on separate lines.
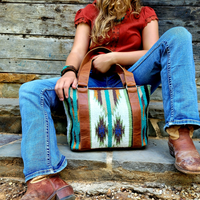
78, 47, 112, 74
77, 47, 136, 87
112, 64, 136, 87
77, 47, 142, 149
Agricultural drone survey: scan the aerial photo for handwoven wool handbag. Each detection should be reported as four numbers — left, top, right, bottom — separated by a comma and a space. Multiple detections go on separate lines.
63, 47, 151, 151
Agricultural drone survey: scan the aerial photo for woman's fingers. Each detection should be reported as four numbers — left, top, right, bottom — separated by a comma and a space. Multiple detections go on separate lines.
63, 79, 73, 99
55, 79, 65, 101
55, 72, 77, 101
72, 78, 78, 89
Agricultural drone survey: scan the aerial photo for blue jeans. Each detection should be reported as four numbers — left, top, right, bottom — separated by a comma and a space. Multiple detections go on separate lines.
19, 27, 200, 182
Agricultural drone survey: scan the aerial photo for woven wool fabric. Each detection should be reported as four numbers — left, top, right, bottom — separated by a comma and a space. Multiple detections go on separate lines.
63, 85, 150, 151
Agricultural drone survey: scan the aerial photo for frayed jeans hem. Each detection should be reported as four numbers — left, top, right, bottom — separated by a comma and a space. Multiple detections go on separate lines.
24, 157, 68, 182
164, 119, 200, 131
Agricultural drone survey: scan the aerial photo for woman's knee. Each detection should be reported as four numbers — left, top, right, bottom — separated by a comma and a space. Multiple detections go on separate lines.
19, 78, 60, 111
19, 78, 58, 98
166, 27, 192, 41
19, 80, 41, 99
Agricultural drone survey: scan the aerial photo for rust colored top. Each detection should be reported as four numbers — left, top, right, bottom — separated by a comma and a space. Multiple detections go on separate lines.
74, 1, 158, 52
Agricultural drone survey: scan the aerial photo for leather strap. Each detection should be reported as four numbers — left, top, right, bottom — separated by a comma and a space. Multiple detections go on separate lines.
78, 87, 91, 150
112, 64, 136, 87
127, 87, 142, 147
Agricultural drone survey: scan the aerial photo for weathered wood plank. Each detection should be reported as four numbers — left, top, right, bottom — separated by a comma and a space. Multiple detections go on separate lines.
0, 0, 93, 3
1, 59, 200, 75
0, 59, 65, 74
0, 35, 73, 60
142, 0, 200, 6
1, 35, 200, 76
0, 57, 200, 77
158, 20, 200, 39
193, 43, 200, 74
1, 3, 200, 41
1, 34, 200, 62
0, 50, 200, 75
1, 0, 199, 6
153, 6, 200, 40
0, 4, 83, 36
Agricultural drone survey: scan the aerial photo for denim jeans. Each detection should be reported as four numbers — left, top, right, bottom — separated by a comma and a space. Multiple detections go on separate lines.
19, 27, 200, 182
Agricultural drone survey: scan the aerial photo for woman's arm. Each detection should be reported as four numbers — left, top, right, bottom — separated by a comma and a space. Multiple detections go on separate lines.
65, 24, 91, 70
93, 20, 159, 73
55, 23, 91, 101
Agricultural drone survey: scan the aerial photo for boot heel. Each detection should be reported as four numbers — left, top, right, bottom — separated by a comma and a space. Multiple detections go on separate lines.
56, 194, 75, 200
168, 142, 175, 157
55, 185, 75, 200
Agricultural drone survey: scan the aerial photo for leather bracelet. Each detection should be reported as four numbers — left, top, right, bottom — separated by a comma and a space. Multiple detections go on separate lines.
61, 65, 77, 77
60, 65, 69, 76
60, 65, 74, 76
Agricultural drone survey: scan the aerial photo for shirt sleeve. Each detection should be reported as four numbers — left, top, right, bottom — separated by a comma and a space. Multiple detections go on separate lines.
141, 6, 158, 28
74, 3, 98, 28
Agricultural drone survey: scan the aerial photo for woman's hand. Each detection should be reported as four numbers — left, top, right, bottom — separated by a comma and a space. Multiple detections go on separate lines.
92, 52, 116, 73
55, 71, 77, 101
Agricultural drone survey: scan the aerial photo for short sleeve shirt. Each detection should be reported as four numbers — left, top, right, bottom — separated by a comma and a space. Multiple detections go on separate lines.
74, 1, 158, 52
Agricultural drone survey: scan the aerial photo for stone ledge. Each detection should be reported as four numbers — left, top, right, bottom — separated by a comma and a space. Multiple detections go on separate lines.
1, 134, 200, 185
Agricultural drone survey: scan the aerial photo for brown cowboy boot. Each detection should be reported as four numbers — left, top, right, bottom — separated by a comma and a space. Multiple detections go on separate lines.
21, 174, 75, 200
168, 126, 200, 174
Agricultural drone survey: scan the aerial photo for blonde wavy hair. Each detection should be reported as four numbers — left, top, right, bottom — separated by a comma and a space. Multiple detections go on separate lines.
91, 0, 141, 45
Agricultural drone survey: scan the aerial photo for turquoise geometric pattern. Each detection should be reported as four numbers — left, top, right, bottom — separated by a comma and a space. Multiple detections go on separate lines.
63, 85, 151, 151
